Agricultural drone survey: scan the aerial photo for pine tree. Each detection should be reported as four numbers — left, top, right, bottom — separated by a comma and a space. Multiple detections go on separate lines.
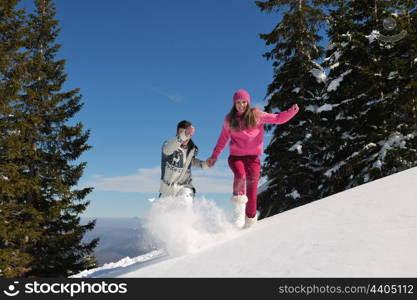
318, 0, 365, 196
256, 0, 330, 218
0, 0, 44, 278
378, 1, 417, 173
320, 0, 417, 196
16, 0, 97, 277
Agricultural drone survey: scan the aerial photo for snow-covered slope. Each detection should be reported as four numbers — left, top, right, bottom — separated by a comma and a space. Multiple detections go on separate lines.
74, 167, 417, 278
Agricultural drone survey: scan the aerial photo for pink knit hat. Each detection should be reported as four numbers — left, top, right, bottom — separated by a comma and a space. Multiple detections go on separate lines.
233, 89, 251, 104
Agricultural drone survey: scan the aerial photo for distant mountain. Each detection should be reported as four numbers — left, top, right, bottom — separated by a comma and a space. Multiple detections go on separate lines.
81, 217, 156, 266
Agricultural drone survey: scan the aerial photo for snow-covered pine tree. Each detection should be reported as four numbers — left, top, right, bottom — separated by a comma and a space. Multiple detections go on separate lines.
320, 0, 417, 197
255, 0, 330, 218
378, 1, 417, 173
0, 0, 44, 277
20, 0, 98, 277
317, 0, 364, 196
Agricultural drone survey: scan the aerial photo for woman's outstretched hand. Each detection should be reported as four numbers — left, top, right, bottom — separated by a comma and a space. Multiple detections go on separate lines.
291, 104, 299, 112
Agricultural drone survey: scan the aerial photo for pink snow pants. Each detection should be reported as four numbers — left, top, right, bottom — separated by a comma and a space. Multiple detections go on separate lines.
228, 155, 261, 218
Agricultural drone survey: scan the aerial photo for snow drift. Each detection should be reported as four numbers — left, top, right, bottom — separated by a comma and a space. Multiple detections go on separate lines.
145, 196, 237, 256
73, 167, 417, 278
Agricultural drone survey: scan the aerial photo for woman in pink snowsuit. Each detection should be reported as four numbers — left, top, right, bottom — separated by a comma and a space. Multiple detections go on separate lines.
207, 89, 299, 228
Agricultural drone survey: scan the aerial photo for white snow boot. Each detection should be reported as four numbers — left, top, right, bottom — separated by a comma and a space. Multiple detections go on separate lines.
231, 195, 248, 228
244, 216, 257, 229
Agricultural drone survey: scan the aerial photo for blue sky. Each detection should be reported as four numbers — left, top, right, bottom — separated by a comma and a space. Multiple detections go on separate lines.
20, 0, 288, 218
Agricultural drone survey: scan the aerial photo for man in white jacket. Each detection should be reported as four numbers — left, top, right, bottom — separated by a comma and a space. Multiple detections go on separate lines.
159, 120, 209, 207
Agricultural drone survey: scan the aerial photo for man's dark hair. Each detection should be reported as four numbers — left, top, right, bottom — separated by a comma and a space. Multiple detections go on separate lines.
177, 120, 192, 131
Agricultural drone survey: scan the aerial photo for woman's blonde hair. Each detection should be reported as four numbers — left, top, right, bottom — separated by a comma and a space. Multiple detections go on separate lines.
227, 105, 260, 131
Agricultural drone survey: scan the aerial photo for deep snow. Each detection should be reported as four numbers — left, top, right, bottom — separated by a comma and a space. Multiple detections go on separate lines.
72, 167, 417, 278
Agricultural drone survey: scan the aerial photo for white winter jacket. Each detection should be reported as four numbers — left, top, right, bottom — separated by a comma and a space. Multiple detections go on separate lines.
159, 137, 207, 197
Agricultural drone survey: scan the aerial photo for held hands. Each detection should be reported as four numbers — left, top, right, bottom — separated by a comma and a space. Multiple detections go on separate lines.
206, 157, 217, 168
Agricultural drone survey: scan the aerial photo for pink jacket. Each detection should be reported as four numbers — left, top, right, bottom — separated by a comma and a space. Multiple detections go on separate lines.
211, 108, 298, 159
